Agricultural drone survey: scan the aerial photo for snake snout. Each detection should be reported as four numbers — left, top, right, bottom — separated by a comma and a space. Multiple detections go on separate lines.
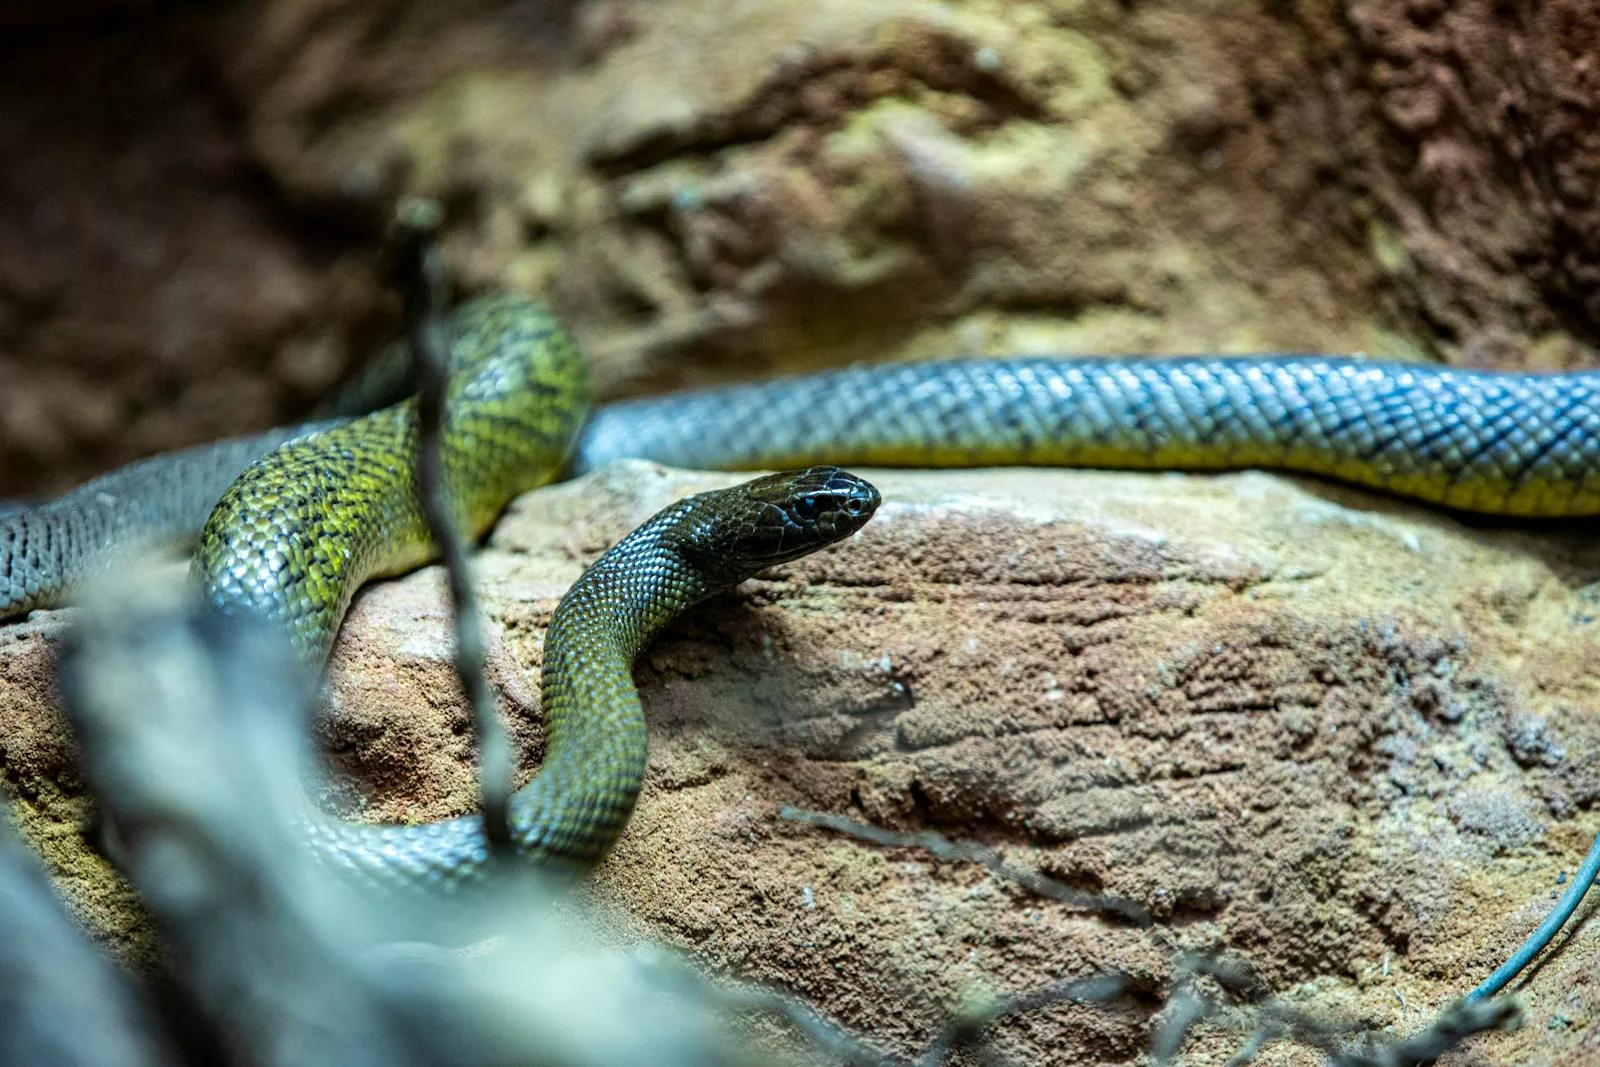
790, 466, 880, 539
839, 473, 881, 520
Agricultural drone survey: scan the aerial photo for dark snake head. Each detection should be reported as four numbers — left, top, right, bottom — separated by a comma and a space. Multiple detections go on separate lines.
685, 466, 880, 582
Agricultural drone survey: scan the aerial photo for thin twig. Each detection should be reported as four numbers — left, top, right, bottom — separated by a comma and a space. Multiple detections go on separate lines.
1222, 1021, 1281, 1066
1151, 985, 1213, 1065
1176, 952, 1267, 1000
393, 198, 513, 853
1329, 998, 1522, 1067
778, 806, 1150, 923
635, 951, 899, 1066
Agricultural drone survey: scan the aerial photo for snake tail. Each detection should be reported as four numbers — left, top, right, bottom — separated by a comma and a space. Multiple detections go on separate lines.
304, 466, 880, 892
577, 357, 1600, 517
193, 296, 590, 663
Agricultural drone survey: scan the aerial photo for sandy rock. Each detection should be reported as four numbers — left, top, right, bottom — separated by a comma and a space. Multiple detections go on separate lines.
212, 0, 1396, 389
5, 460, 1600, 1062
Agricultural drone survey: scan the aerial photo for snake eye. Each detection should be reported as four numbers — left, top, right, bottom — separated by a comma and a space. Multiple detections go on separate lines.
792, 492, 824, 522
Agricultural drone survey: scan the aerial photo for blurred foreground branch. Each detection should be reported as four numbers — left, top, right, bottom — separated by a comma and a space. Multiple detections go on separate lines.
54, 576, 775, 1067
0, 815, 171, 1066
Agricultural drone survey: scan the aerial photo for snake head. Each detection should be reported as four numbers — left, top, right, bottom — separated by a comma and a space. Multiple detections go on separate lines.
690, 466, 880, 581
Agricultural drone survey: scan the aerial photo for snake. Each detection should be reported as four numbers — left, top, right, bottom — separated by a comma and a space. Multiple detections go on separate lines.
5, 296, 1600, 982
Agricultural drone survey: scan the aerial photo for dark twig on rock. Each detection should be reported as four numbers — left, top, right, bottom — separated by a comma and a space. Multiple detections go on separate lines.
648, 950, 1130, 1067
778, 805, 1150, 923
1330, 998, 1522, 1067
1150, 978, 1214, 1065
392, 198, 513, 853
913, 974, 1128, 1066
646, 955, 900, 1067
1222, 1022, 1281, 1067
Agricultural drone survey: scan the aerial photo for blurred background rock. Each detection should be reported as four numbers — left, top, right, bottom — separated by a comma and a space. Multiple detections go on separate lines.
5, 0, 1597, 497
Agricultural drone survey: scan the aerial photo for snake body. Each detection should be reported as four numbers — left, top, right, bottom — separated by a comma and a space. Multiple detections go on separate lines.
306, 466, 877, 891
579, 357, 1600, 517
0, 422, 342, 619
195, 296, 588, 663
8, 297, 1600, 893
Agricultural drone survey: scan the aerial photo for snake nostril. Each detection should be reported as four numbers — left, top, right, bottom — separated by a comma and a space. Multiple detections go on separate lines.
846, 485, 880, 517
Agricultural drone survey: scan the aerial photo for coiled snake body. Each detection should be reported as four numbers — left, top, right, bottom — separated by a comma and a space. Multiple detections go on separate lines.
5, 295, 1600, 894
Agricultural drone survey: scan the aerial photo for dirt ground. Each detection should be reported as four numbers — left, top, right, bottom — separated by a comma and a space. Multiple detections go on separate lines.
6, 1, 1600, 1063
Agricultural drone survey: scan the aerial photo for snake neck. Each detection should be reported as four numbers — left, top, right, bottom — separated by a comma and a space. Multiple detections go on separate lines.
302, 503, 725, 884
547, 499, 722, 674
515, 504, 718, 858
537, 508, 713, 767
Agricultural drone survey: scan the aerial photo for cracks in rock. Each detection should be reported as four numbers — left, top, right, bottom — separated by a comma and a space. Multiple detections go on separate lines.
588, 35, 1047, 179
581, 24, 1056, 348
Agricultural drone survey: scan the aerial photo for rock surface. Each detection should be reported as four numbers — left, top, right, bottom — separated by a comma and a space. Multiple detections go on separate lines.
5, 460, 1600, 1063
8, 1, 1600, 494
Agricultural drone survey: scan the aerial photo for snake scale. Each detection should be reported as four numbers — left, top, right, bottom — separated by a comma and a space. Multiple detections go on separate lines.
4, 294, 1600, 900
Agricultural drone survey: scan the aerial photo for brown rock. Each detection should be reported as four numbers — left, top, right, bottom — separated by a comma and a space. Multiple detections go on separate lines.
13, 1, 1600, 497
0, 20, 395, 497
6, 460, 1600, 1062
1337, 0, 1600, 358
